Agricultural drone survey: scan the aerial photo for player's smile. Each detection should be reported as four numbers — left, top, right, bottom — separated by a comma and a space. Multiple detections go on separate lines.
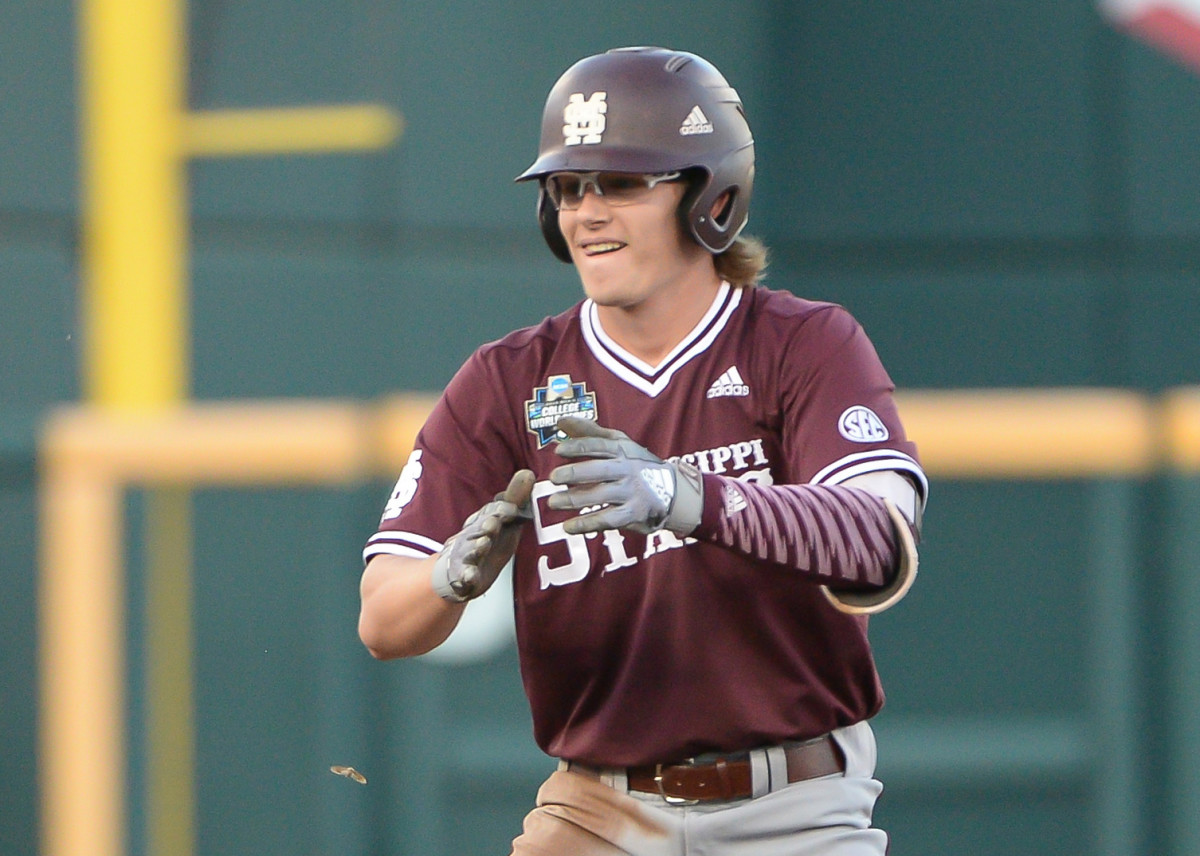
581, 240, 625, 256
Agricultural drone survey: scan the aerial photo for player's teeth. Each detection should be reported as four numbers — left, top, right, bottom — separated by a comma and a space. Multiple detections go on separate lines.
587, 242, 622, 254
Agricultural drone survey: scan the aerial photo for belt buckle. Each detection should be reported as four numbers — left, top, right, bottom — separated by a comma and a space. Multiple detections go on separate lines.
653, 763, 700, 805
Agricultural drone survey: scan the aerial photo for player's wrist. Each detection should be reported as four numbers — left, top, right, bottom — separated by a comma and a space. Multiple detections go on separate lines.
684, 472, 734, 541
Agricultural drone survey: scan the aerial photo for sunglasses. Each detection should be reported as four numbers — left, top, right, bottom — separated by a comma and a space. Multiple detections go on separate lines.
545, 171, 683, 211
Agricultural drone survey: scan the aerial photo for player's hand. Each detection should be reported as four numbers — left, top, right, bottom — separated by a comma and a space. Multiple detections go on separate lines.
431, 470, 536, 603
548, 416, 703, 536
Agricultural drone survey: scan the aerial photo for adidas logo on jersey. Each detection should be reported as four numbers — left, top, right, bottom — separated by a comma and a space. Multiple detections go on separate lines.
679, 105, 714, 135
723, 484, 748, 515
706, 366, 750, 399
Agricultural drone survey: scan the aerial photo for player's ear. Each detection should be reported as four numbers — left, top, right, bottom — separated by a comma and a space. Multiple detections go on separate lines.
709, 191, 733, 224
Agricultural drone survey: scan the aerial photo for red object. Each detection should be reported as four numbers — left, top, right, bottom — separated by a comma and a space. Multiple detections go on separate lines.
1111, 2, 1200, 72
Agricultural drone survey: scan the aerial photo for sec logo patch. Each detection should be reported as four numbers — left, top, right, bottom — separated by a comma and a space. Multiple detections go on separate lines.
838, 406, 889, 443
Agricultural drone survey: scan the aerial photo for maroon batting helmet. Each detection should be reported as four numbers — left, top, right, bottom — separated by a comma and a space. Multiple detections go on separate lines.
515, 47, 755, 262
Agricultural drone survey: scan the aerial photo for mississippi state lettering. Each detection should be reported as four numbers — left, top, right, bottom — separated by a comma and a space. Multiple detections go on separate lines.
532, 436, 772, 589
674, 437, 768, 474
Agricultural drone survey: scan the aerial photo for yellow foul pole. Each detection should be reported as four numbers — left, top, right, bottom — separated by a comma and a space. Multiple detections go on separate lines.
47, 2, 402, 854
81, 0, 187, 408
42, 3, 190, 856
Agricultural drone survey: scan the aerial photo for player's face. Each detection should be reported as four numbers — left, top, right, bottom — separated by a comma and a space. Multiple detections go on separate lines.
556, 174, 715, 310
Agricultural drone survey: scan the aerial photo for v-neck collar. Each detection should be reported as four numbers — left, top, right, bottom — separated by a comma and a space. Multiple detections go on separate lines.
580, 282, 743, 398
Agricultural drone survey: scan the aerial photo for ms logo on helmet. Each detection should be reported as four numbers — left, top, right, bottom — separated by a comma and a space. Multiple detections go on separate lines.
563, 92, 607, 145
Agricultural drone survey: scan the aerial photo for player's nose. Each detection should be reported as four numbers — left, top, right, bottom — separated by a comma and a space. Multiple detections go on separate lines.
573, 184, 611, 218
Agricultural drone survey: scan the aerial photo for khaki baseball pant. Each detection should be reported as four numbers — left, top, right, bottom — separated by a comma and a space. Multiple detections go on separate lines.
510, 721, 888, 856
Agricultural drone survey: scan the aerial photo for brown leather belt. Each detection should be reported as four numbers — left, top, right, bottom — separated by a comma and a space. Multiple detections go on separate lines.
568, 735, 845, 802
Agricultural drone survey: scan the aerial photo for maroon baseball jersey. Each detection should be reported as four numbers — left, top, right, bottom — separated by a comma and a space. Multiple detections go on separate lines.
365, 283, 925, 767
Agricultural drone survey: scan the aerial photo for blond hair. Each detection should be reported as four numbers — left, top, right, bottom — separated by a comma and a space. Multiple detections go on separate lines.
714, 234, 769, 288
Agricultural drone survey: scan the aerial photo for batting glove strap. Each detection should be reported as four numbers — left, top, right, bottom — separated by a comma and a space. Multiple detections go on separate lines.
430, 538, 470, 603
665, 460, 704, 536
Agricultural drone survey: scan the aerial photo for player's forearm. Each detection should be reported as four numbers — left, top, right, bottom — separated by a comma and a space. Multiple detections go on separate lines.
692, 479, 908, 590
358, 554, 465, 659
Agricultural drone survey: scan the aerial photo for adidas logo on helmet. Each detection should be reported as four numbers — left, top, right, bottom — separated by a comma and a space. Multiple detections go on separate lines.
680, 105, 714, 135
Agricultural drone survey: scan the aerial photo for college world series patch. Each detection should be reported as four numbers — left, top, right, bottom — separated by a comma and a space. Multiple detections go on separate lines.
525, 374, 598, 447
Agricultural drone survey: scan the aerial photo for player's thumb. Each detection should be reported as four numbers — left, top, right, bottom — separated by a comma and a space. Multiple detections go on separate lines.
502, 469, 537, 515
556, 415, 625, 441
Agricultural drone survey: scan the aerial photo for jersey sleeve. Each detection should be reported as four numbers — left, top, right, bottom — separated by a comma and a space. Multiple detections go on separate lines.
363, 348, 526, 564
780, 305, 927, 505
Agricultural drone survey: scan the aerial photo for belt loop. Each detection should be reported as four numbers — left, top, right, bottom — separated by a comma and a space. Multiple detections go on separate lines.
603, 767, 629, 792
748, 748, 770, 798
764, 745, 788, 793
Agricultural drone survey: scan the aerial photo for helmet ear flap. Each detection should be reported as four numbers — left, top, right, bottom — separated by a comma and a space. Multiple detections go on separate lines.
537, 184, 573, 263
683, 147, 754, 253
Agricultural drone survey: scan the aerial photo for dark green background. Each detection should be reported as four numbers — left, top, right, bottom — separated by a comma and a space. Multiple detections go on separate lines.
3, 2, 1199, 854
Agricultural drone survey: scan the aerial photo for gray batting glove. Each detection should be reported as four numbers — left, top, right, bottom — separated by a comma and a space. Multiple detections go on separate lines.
547, 416, 703, 537
431, 470, 536, 603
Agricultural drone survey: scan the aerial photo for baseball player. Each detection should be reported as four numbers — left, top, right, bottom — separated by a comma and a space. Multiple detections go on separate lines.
359, 47, 926, 855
